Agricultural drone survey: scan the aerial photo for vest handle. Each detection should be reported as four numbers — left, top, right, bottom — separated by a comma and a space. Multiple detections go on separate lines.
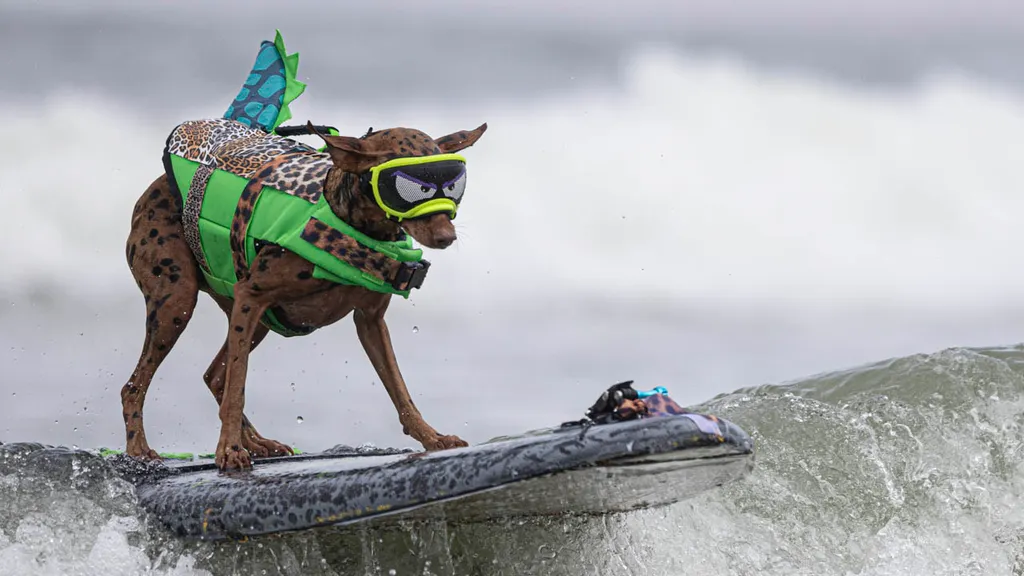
275, 124, 339, 137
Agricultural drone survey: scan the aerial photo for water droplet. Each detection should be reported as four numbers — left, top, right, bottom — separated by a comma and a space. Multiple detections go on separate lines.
290, 382, 296, 392
296, 416, 304, 424
411, 326, 419, 333
73, 427, 78, 432
388, 570, 397, 576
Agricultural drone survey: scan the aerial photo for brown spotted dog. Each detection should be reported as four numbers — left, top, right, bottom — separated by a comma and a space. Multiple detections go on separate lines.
122, 122, 486, 471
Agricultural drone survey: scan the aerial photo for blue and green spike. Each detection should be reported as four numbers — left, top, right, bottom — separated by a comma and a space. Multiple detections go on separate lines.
223, 30, 307, 133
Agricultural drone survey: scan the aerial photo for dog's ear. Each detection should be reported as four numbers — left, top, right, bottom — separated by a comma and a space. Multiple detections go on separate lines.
434, 123, 488, 153
308, 121, 388, 172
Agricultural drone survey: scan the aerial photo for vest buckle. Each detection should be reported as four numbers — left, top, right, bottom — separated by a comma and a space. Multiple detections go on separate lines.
391, 260, 431, 291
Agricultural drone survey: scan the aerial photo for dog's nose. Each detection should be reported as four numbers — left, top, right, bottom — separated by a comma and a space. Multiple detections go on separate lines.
434, 229, 457, 248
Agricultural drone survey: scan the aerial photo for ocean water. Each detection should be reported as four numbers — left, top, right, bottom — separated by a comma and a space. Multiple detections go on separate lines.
2, 345, 1023, 575
2, 5, 1024, 574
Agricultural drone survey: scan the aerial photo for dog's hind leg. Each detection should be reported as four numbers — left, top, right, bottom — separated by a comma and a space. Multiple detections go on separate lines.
121, 174, 200, 460
202, 320, 293, 458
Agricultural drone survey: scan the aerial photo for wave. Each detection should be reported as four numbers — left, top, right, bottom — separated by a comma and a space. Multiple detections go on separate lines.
2, 343, 1022, 575
2, 47, 1024, 311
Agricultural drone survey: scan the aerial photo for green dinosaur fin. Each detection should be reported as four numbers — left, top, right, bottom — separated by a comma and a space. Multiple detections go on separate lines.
223, 29, 307, 133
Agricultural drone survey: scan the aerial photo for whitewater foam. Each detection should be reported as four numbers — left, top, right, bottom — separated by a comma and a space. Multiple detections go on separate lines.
0, 446, 208, 576
4, 44, 1024, 575
5, 344, 1023, 575
2, 47, 1024, 310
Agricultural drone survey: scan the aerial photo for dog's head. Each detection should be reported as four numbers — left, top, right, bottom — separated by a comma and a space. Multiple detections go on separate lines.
312, 122, 487, 250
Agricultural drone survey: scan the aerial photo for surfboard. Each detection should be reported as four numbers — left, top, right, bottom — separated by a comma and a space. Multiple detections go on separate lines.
125, 412, 754, 541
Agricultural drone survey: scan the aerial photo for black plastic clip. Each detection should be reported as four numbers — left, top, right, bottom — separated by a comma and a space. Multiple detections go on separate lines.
391, 260, 431, 291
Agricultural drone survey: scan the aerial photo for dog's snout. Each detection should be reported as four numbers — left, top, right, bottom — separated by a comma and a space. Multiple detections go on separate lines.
434, 229, 457, 249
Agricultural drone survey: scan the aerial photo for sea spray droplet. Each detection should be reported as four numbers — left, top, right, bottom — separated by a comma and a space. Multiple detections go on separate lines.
296, 416, 304, 424
388, 570, 397, 576
412, 326, 419, 333
290, 382, 296, 392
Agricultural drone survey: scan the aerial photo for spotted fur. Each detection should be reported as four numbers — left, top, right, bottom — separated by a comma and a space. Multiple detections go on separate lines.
126, 112, 487, 471
366, 128, 442, 162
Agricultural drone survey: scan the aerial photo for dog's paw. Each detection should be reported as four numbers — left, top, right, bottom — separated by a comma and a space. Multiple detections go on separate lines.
126, 443, 162, 462
424, 434, 469, 451
216, 444, 253, 471
243, 435, 293, 459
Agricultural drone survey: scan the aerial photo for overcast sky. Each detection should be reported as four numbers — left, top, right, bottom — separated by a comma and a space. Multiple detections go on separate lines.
5, 0, 1024, 32
3, 0, 1023, 110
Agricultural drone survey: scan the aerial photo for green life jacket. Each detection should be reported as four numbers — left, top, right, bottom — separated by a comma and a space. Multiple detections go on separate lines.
163, 117, 427, 337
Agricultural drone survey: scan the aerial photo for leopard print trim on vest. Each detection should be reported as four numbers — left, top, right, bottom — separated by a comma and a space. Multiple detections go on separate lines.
182, 164, 215, 273
298, 218, 417, 289
167, 118, 316, 178
168, 118, 335, 277
229, 176, 267, 282
259, 152, 333, 202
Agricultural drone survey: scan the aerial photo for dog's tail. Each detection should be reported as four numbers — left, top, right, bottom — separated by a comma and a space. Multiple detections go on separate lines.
222, 29, 307, 134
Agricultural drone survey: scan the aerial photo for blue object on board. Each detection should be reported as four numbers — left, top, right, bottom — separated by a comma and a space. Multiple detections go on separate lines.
637, 386, 669, 398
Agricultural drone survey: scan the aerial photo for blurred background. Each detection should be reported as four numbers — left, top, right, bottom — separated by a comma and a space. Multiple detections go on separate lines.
1, 0, 1023, 456
5, 2, 1024, 575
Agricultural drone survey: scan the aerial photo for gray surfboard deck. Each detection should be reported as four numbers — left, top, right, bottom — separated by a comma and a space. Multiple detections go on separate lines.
130, 413, 754, 541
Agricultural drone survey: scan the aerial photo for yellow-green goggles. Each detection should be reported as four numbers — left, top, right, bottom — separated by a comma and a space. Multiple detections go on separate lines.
359, 154, 467, 221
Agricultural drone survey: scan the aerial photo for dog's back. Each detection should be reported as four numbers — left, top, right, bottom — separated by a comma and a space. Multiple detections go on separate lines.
162, 118, 335, 323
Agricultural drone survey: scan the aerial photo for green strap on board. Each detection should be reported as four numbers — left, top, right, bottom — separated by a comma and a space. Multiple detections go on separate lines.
96, 447, 304, 460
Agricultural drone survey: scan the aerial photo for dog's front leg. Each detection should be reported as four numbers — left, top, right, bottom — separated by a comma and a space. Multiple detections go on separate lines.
215, 283, 269, 471
353, 303, 468, 451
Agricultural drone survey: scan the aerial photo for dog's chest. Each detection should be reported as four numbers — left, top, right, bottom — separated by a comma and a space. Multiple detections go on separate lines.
272, 282, 389, 329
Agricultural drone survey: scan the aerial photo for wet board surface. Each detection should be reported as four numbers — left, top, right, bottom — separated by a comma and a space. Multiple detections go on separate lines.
132, 413, 754, 541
